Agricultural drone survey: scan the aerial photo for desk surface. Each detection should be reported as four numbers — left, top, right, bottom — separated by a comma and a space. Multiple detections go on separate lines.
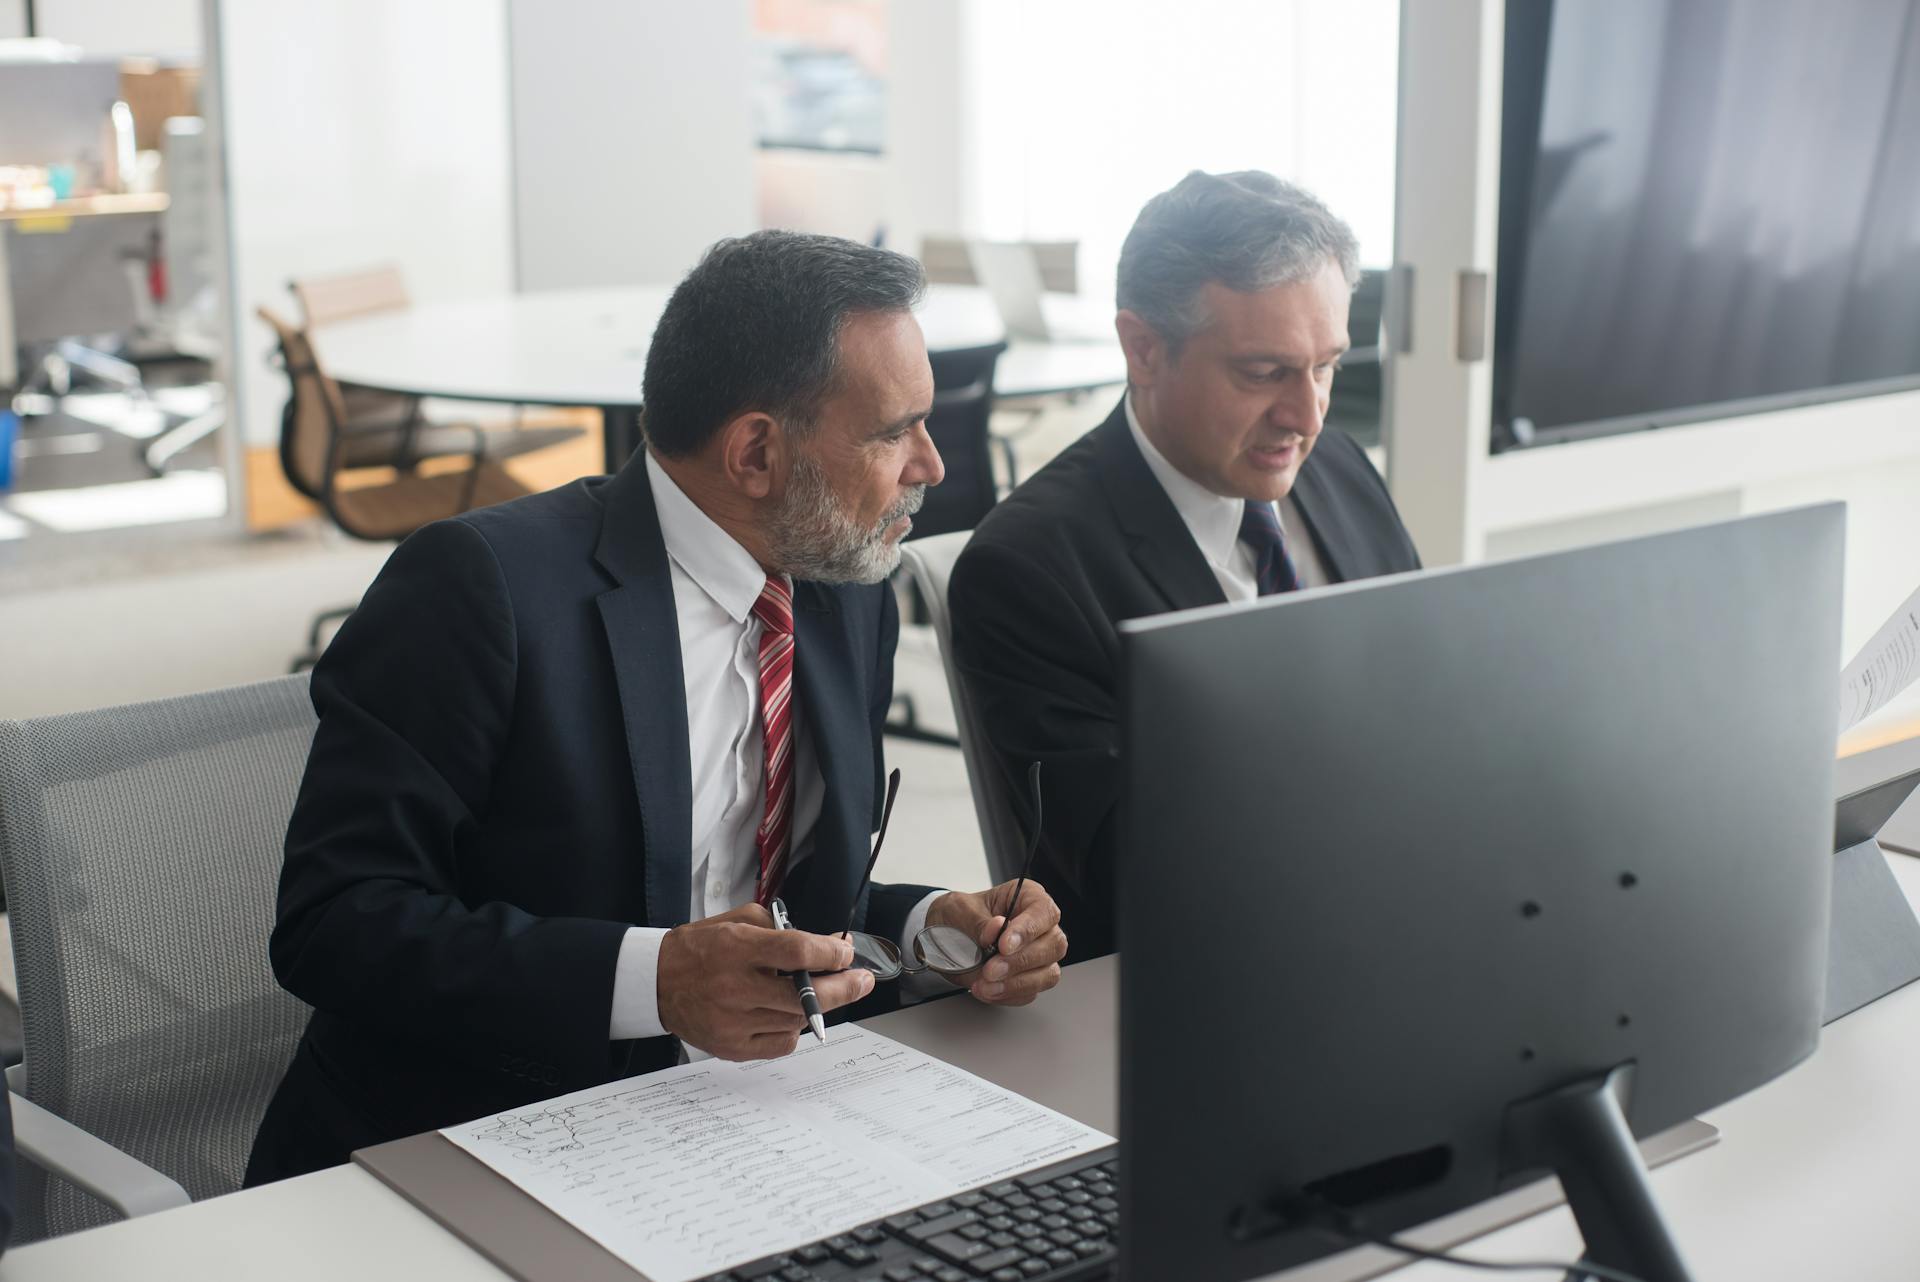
314, 285, 1126, 412
10, 849, 1920, 1280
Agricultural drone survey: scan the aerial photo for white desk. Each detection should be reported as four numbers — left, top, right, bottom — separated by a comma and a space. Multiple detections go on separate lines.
11, 858, 1920, 1280
313, 286, 1125, 472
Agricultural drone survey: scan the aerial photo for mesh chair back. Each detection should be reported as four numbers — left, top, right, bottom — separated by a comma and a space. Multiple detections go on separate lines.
0, 677, 316, 1242
291, 263, 410, 327
258, 306, 346, 501
899, 534, 1028, 883
911, 342, 1005, 541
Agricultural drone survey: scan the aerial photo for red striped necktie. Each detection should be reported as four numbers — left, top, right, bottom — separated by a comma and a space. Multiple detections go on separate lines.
751, 573, 796, 906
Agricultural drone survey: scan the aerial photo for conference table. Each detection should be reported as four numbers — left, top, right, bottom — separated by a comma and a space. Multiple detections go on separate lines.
7, 821, 1920, 1280
313, 286, 1129, 473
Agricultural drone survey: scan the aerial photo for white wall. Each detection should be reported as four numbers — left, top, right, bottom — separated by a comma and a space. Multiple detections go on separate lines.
508, 0, 755, 292
30, 0, 198, 58
888, 0, 1399, 299
215, 0, 517, 446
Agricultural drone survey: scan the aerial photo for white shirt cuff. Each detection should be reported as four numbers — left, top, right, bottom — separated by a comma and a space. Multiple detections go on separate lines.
898, 890, 951, 1003
609, 926, 671, 1041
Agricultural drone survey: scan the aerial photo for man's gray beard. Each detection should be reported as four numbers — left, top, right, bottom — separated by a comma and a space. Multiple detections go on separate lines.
765, 450, 925, 584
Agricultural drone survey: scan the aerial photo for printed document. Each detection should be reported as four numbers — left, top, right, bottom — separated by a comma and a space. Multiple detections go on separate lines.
1841, 581, 1920, 733
441, 1025, 1113, 1282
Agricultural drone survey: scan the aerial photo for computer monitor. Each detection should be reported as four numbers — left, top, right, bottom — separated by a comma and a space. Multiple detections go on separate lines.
1116, 507, 1844, 1282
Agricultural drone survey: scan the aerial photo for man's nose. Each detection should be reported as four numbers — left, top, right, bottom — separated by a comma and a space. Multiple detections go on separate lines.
906, 422, 945, 487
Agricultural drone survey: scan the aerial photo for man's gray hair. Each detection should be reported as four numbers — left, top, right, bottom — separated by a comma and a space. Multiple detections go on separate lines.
1117, 169, 1360, 350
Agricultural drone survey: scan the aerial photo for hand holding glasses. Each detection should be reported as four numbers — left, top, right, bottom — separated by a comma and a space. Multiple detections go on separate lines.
841, 762, 1050, 986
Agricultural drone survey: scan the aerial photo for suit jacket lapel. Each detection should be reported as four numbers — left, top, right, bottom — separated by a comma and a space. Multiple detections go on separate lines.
779, 583, 872, 935
593, 459, 694, 930
1089, 403, 1228, 614
1287, 448, 1357, 584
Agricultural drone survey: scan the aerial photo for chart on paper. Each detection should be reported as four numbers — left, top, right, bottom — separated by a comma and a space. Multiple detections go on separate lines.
442, 1025, 1113, 1282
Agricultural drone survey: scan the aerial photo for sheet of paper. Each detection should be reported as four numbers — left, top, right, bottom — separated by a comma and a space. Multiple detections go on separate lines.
441, 1025, 1113, 1282
1841, 582, 1920, 733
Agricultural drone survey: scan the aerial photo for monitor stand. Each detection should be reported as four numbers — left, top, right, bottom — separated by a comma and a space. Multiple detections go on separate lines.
1500, 1063, 1694, 1282
1823, 768, 1920, 1025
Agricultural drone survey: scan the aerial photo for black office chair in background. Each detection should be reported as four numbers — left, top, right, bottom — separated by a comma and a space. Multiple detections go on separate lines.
910, 341, 1006, 541
888, 340, 1006, 746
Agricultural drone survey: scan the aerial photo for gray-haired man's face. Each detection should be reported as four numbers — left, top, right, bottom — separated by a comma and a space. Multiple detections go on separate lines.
1119, 260, 1351, 503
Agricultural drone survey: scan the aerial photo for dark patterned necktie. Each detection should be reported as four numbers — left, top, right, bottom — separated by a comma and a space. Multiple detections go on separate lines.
1238, 501, 1300, 596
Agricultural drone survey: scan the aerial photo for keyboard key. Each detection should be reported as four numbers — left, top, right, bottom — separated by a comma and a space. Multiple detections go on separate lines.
987, 1182, 1021, 1198
984, 1215, 1014, 1231
827, 1237, 855, 1251
1047, 1229, 1080, 1248
795, 1245, 832, 1265
1092, 1197, 1117, 1212
935, 1269, 969, 1282
1009, 1206, 1041, 1223
1045, 1248, 1078, 1268
920, 1201, 954, 1219
969, 1248, 1024, 1274
954, 1192, 988, 1209
884, 1268, 921, 1282
855, 1227, 888, 1246
779, 1268, 812, 1282
1065, 1206, 1096, 1222
1073, 1240, 1107, 1258
987, 1232, 1018, 1249
908, 1211, 981, 1242
1036, 1199, 1066, 1214
989, 1271, 1021, 1282
734, 1259, 787, 1279
836, 1245, 876, 1266
1012, 1223, 1044, 1241
1001, 1193, 1034, 1210
925, 1234, 990, 1264
1062, 1191, 1092, 1206
1038, 1215, 1070, 1231
886, 1212, 924, 1232
1054, 1177, 1084, 1192
1018, 1261, 1050, 1278
958, 1225, 989, 1242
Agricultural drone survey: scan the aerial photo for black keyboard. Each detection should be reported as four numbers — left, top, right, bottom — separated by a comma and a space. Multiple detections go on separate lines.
704, 1149, 1119, 1282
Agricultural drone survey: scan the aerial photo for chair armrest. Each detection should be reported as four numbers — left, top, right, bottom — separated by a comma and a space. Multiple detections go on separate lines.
10, 1091, 190, 1219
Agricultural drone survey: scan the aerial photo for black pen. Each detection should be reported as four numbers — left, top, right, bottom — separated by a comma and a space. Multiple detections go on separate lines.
770, 897, 827, 1044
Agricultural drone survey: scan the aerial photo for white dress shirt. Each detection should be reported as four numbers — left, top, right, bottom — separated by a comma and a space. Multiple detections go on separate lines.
1124, 394, 1330, 601
608, 454, 938, 1044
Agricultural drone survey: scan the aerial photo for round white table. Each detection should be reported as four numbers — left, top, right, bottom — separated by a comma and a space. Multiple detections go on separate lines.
313, 285, 1126, 471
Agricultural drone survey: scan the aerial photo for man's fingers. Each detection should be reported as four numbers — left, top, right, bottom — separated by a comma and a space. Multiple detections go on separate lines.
974, 962, 1061, 1006
810, 967, 875, 1012
748, 925, 857, 975
743, 974, 805, 1018
740, 1029, 802, 1061
982, 927, 1068, 982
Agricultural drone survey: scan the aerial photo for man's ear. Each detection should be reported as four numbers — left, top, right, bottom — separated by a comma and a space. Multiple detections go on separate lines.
714, 411, 786, 500
1115, 310, 1166, 390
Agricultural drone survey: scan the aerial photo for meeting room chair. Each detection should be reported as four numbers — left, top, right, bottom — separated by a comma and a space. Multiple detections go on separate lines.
0, 676, 317, 1243
287, 264, 584, 474
899, 533, 1028, 885
258, 306, 532, 541
919, 236, 1080, 294
911, 341, 1007, 542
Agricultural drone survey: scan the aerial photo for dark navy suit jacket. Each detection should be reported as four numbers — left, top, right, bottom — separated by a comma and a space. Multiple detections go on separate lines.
247, 456, 930, 1183
949, 401, 1421, 960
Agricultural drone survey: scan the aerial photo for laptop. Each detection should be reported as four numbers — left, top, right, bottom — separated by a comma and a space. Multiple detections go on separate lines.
966, 240, 1114, 343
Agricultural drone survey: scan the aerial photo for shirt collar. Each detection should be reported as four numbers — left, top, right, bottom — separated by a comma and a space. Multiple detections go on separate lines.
644, 450, 767, 624
1123, 392, 1248, 572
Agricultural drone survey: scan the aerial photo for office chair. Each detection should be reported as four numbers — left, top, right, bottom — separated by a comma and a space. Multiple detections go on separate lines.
289, 265, 583, 470
1325, 268, 1385, 449
0, 676, 317, 1243
899, 533, 1028, 884
259, 306, 530, 541
918, 235, 1080, 293
886, 342, 1006, 744
911, 341, 1007, 541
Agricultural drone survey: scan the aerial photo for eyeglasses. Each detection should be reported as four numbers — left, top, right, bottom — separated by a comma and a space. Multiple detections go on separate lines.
841, 761, 1044, 983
